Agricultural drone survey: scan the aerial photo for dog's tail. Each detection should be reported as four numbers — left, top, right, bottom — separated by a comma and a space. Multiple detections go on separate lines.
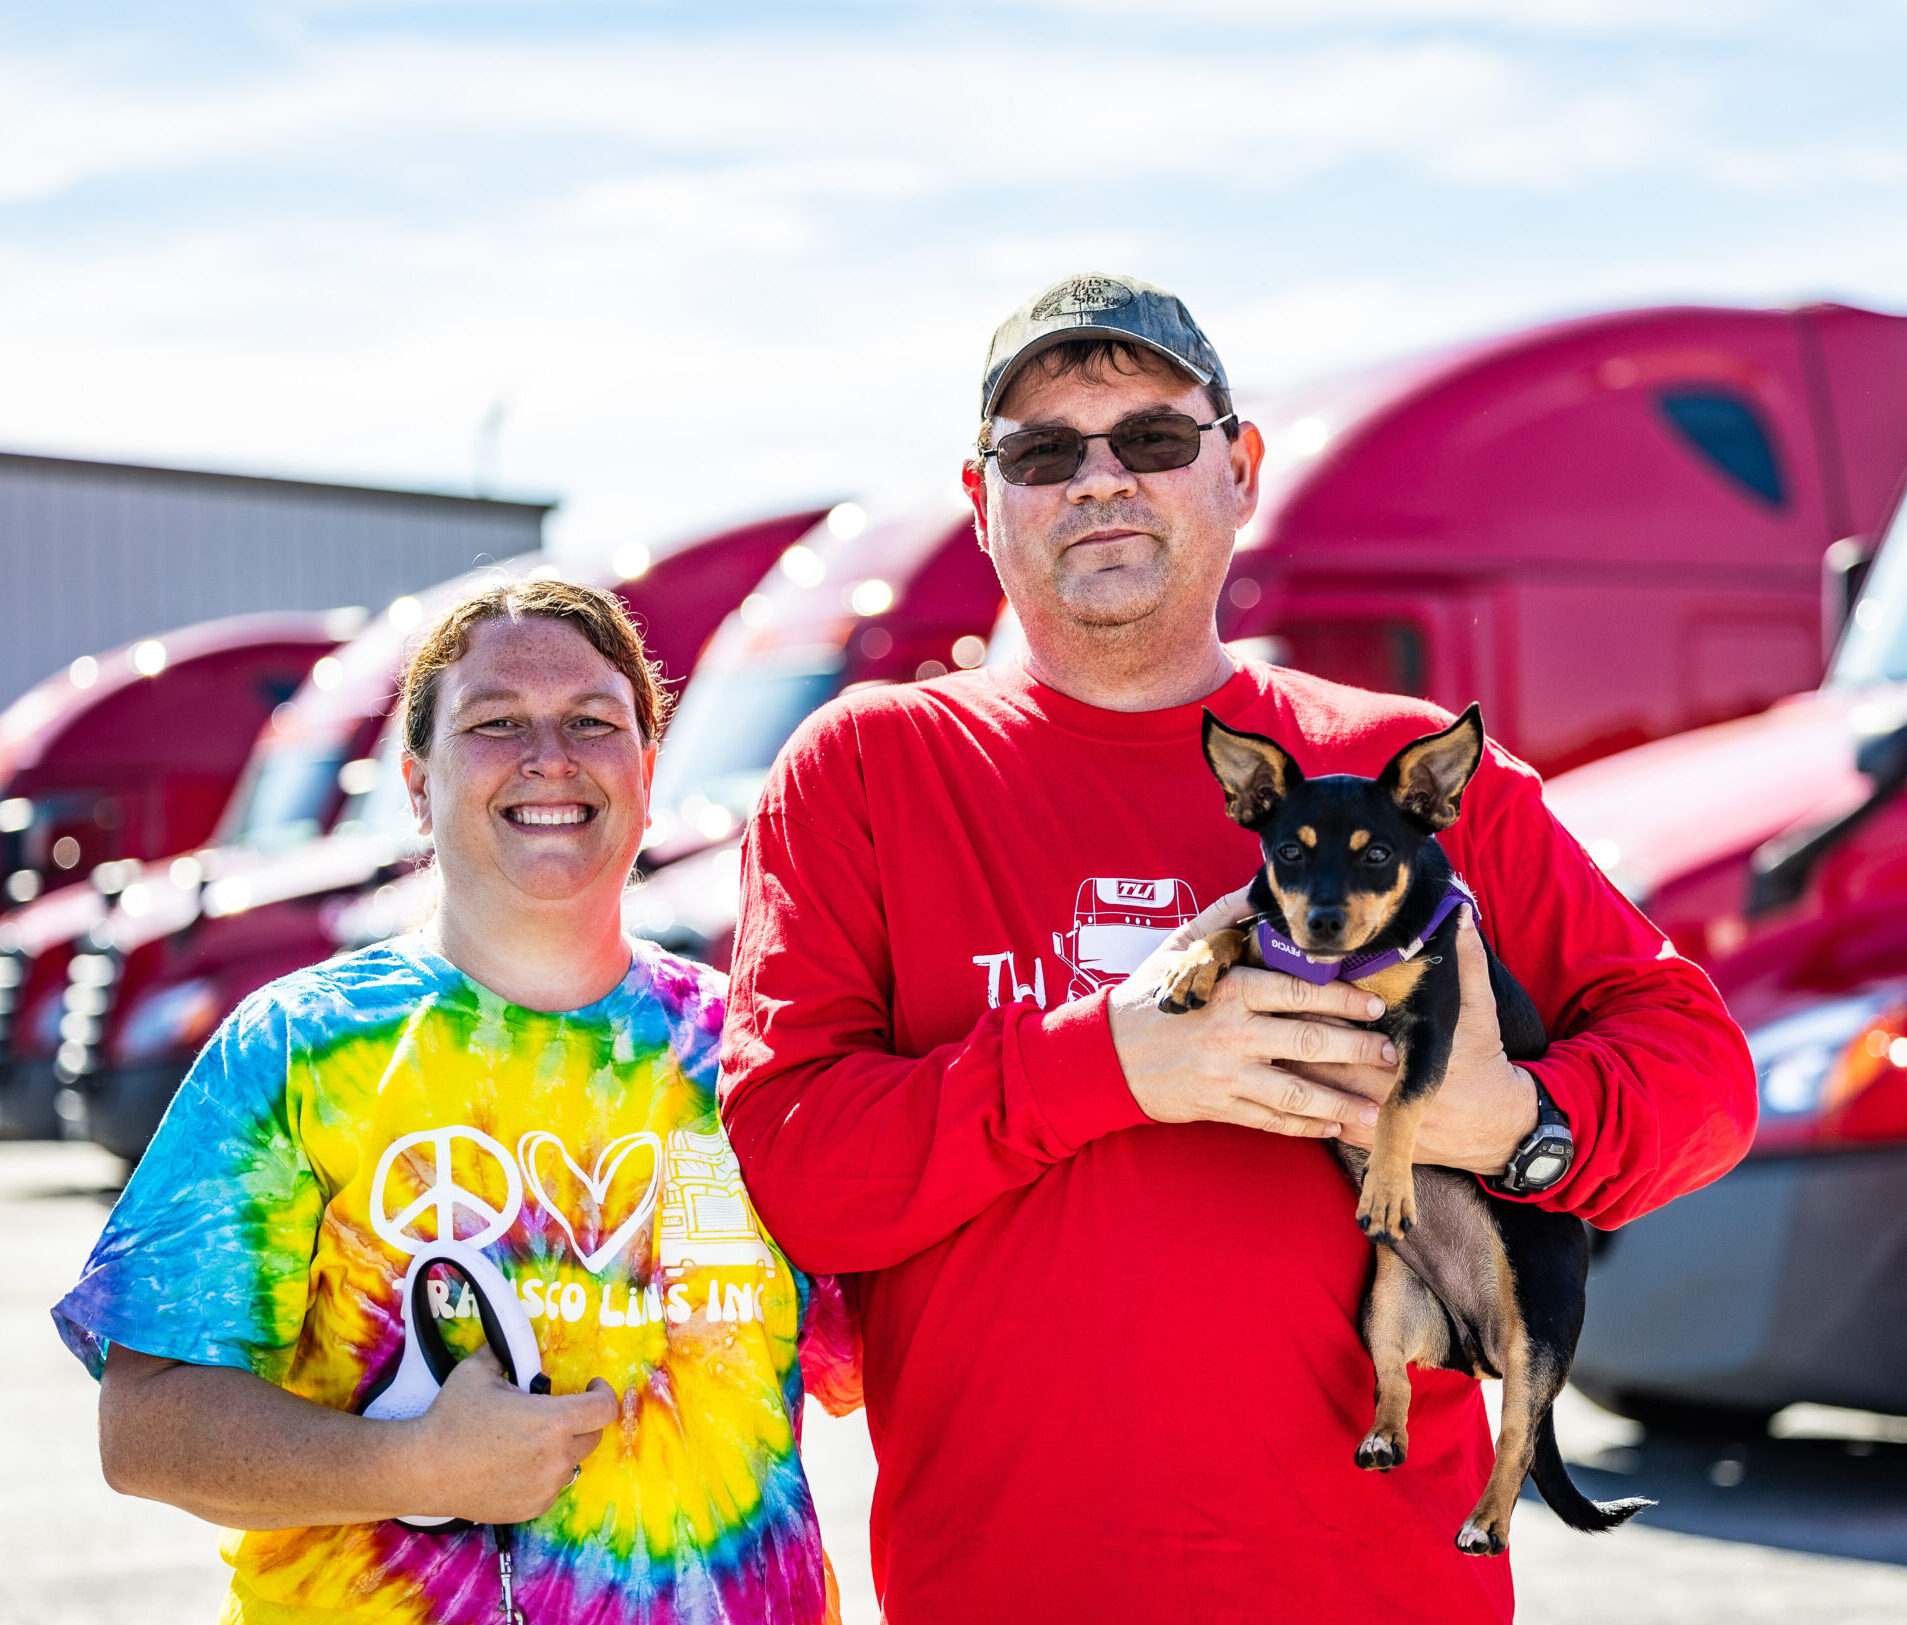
1528, 1407, 1654, 1532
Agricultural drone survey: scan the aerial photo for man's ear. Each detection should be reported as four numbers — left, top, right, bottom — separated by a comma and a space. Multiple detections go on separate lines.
1379, 704, 1486, 831
1228, 419, 1266, 533
1203, 711, 1301, 827
962, 460, 991, 554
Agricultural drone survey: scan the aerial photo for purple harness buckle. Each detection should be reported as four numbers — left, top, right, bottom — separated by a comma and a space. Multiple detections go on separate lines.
1253, 877, 1474, 987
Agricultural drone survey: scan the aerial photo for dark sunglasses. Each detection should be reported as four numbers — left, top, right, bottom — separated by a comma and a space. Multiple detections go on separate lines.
981, 410, 1237, 486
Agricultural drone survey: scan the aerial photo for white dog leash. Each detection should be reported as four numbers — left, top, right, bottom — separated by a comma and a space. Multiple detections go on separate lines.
360, 1239, 547, 1621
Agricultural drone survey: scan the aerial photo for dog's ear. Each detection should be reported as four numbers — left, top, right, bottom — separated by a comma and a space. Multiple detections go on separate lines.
1379, 704, 1486, 831
1203, 711, 1302, 827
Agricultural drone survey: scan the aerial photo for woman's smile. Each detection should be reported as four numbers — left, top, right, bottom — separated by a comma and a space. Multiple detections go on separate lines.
503, 802, 598, 829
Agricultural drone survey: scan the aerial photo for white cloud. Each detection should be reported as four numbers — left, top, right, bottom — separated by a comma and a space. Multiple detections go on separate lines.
0, 28, 1891, 207
841, 0, 1801, 32
0, 9, 1901, 562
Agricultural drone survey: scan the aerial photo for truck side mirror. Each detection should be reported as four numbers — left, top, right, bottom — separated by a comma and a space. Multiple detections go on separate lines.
1823, 537, 1875, 663
1748, 717, 1907, 916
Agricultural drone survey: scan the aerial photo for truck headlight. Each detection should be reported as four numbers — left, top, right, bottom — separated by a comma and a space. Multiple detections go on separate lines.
114, 978, 221, 1065
1747, 993, 1907, 1151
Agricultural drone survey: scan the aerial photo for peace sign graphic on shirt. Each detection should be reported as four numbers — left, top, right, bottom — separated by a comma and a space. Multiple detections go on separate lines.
368, 1125, 523, 1255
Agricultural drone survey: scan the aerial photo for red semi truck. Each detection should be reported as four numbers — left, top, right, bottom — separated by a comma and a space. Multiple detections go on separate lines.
1214, 301, 1907, 777
639, 504, 1002, 866
54, 297, 1907, 1155
0, 612, 353, 906
1544, 477, 1907, 1428
0, 613, 348, 1136
0, 590, 466, 1148
0, 509, 827, 1158
621, 502, 1005, 962
337, 501, 1008, 967
633, 301, 1907, 969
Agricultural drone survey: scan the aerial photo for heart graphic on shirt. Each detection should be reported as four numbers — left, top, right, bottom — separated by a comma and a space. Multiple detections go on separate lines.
516, 1131, 663, 1275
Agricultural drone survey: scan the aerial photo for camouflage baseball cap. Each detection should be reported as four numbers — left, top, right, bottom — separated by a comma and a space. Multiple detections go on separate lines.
981, 273, 1229, 418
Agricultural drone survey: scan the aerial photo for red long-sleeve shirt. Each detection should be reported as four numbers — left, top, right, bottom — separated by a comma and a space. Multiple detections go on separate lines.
720, 660, 1756, 1625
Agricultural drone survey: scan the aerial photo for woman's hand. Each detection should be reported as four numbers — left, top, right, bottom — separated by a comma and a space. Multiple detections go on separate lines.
403, 1347, 620, 1525
100, 1341, 619, 1531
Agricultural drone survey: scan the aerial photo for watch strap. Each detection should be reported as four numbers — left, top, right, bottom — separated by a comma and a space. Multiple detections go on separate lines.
1487, 1075, 1573, 1195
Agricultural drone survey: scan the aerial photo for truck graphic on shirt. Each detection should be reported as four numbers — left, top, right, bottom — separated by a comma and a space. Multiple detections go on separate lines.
1051, 876, 1199, 1001
655, 1128, 778, 1275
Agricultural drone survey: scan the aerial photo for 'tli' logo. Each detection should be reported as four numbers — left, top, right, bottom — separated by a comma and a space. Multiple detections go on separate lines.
369, 1126, 523, 1255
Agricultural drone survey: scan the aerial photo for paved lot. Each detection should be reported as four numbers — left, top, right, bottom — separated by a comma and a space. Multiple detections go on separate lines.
9, 1140, 1907, 1624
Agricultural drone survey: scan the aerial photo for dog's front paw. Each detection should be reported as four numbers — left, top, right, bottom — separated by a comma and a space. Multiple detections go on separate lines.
1354, 1176, 1418, 1247
1455, 1515, 1510, 1557
1354, 1427, 1408, 1472
1155, 944, 1225, 1014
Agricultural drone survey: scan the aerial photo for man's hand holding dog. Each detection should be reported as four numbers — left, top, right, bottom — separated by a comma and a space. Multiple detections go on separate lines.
1110, 887, 1397, 1139
1323, 904, 1539, 1177
1111, 889, 1539, 1173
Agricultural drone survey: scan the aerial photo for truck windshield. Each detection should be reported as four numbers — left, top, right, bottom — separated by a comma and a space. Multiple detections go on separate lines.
222, 744, 347, 851
651, 657, 845, 827
1832, 500, 1907, 687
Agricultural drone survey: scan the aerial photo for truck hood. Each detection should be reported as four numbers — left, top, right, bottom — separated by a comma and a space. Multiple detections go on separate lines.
0, 881, 105, 957
1543, 684, 1907, 904
103, 828, 418, 953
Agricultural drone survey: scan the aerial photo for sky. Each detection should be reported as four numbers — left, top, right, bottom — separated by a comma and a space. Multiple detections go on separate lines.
4, 0, 1907, 562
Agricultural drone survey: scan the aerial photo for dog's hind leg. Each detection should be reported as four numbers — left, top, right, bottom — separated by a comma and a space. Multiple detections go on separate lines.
1354, 1245, 1451, 1472
1455, 1322, 1552, 1557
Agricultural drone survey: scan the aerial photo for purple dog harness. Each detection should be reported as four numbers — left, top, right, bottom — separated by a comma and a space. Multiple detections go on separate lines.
1252, 876, 1474, 986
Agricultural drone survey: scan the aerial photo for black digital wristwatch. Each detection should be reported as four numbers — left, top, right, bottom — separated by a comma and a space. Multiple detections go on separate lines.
1487, 1077, 1574, 1195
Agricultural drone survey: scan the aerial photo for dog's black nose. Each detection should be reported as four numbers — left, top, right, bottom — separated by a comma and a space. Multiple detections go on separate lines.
1307, 907, 1347, 940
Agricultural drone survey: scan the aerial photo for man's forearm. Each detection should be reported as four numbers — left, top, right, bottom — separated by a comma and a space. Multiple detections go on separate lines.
101, 1346, 419, 1529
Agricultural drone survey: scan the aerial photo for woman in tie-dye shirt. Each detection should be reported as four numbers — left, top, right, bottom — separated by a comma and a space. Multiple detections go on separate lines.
55, 579, 856, 1625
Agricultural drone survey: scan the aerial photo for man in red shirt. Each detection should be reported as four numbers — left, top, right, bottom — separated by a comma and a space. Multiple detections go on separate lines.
720, 274, 1756, 1624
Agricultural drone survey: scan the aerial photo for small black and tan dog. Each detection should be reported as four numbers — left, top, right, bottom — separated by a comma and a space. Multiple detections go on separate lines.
1155, 704, 1651, 1556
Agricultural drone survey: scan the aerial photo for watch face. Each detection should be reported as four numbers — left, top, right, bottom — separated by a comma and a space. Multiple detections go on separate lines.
1523, 1152, 1567, 1187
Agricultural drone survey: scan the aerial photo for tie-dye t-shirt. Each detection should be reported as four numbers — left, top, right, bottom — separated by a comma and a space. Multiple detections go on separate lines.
54, 936, 847, 1625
